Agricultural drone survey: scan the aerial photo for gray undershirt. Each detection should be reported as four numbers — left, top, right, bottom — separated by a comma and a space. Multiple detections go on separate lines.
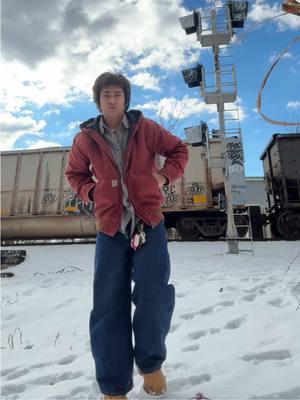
99, 115, 138, 238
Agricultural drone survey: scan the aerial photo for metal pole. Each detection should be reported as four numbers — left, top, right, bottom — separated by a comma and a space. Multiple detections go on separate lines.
211, 9, 239, 254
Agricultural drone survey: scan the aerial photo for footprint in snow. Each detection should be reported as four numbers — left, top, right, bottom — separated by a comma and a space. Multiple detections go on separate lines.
214, 300, 235, 312
31, 362, 52, 369
179, 311, 197, 320
266, 297, 289, 308
1, 368, 15, 377
180, 301, 234, 320
168, 373, 211, 391
223, 285, 239, 291
55, 355, 77, 365
185, 328, 221, 347
241, 293, 256, 302
26, 371, 83, 385
5, 367, 31, 381
22, 287, 37, 296
198, 305, 215, 315
242, 349, 292, 364
163, 362, 187, 372
3, 313, 17, 321
176, 292, 188, 298
258, 337, 280, 346
179, 306, 215, 320
250, 385, 300, 399
1, 383, 27, 396
244, 280, 276, 294
70, 385, 91, 396
209, 328, 221, 334
188, 330, 207, 340
182, 344, 200, 352
224, 316, 247, 329
218, 300, 234, 307
54, 298, 76, 310
170, 323, 181, 333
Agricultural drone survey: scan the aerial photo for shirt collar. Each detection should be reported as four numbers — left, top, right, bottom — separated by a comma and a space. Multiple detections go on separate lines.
99, 114, 128, 135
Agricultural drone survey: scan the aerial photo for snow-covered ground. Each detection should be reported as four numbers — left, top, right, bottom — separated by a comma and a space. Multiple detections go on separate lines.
1, 241, 300, 400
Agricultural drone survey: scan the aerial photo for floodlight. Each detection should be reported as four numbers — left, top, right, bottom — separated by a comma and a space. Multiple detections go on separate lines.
179, 10, 199, 35
212, 129, 220, 138
227, 1, 248, 28
184, 121, 207, 146
182, 64, 203, 88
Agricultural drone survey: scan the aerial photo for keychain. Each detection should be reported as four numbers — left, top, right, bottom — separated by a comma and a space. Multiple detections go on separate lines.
130, 222, 146, 251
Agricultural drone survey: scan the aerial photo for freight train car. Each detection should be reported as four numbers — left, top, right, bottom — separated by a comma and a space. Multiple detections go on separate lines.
1, 135, 247, 241
260, 133, 300, 240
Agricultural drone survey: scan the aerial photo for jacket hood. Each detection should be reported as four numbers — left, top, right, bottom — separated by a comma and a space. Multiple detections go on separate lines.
79, 109, 143, 132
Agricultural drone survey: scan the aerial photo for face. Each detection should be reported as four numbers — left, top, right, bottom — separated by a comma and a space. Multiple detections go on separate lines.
99, 85, 125, 119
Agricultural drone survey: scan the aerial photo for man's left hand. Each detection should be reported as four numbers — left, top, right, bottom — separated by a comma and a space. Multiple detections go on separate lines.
153, 173, 168, 188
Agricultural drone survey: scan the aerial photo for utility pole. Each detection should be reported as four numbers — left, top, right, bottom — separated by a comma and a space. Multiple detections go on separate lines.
180, 1, 248, 254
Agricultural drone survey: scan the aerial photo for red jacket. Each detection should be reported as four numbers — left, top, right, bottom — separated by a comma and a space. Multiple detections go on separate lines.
65, 110, 188, 236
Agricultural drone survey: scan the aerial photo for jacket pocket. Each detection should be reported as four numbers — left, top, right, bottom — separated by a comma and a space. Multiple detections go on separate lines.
127, 172, 163, 211
93, 178, 120, 219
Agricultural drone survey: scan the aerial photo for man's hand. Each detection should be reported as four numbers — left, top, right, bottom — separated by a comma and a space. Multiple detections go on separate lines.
153, 173, 168, 188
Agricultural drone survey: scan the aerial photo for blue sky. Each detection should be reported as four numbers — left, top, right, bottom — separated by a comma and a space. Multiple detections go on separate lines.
1, 0, 300, 176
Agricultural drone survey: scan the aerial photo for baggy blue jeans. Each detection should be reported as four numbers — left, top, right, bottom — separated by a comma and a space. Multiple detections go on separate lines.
89, 221, 175, 396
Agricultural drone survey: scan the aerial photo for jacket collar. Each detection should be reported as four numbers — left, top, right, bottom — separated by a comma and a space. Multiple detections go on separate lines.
79, 109, 143, 134
99, 114, 129, 135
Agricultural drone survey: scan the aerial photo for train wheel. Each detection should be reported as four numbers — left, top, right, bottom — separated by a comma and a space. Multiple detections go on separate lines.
270, 220, 283, 239
176, 217, 199, 240
276, 212, 300, 240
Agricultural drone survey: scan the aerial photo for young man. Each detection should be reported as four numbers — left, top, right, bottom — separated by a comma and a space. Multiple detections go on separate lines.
65, 72, 188, 399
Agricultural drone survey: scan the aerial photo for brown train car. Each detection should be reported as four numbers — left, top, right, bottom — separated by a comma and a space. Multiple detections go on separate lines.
1, 140, 246, 241
260, 133, 300, 239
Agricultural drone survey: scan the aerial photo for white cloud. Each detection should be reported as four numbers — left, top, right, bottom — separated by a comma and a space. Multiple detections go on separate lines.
1, 113, 46, 151
44, 109, 61, 116
0, 60, 89, 113
20, 110, 34, 115
130, 72, 161, 92
248, 1, 300, 31
287, 101, 300, 109
26, 140, 61, 149
136, 96, 217, 119
269, 51, 293, 64
208, 117, 218, 125
68, 121, 81, 131
136, 95, 247, 122
1, 0, 203, 114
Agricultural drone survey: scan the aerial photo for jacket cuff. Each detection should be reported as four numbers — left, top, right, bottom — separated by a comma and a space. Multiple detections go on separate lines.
157, 172, 169, 186
158, 167, 177, 185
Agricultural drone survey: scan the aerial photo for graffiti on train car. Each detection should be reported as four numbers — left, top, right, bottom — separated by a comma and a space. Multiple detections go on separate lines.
185, 182, 205, 206
41, 192, 57, 207
63, 193, 94, 216
185, 182, 204, 197
226, 142, 243, 166
63, 188, 74, 199
162, 184, 179, 208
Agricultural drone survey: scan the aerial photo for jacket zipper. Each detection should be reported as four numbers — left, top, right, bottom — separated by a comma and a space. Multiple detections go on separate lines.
123, 121, 151, 224
89, 130, 121, 177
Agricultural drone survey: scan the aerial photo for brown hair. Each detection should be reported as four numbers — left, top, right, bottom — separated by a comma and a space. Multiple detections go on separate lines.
92, 72, 131, 111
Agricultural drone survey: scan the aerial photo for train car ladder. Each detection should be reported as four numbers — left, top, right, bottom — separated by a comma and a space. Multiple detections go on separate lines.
227, 207, 254, 255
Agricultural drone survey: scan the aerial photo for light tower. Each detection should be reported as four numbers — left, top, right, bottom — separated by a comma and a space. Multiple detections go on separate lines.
180, 1, 248, 254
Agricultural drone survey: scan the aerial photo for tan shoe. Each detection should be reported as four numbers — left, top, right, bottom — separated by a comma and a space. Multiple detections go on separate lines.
142, 369, 167, 397
102, 396, 127, 399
